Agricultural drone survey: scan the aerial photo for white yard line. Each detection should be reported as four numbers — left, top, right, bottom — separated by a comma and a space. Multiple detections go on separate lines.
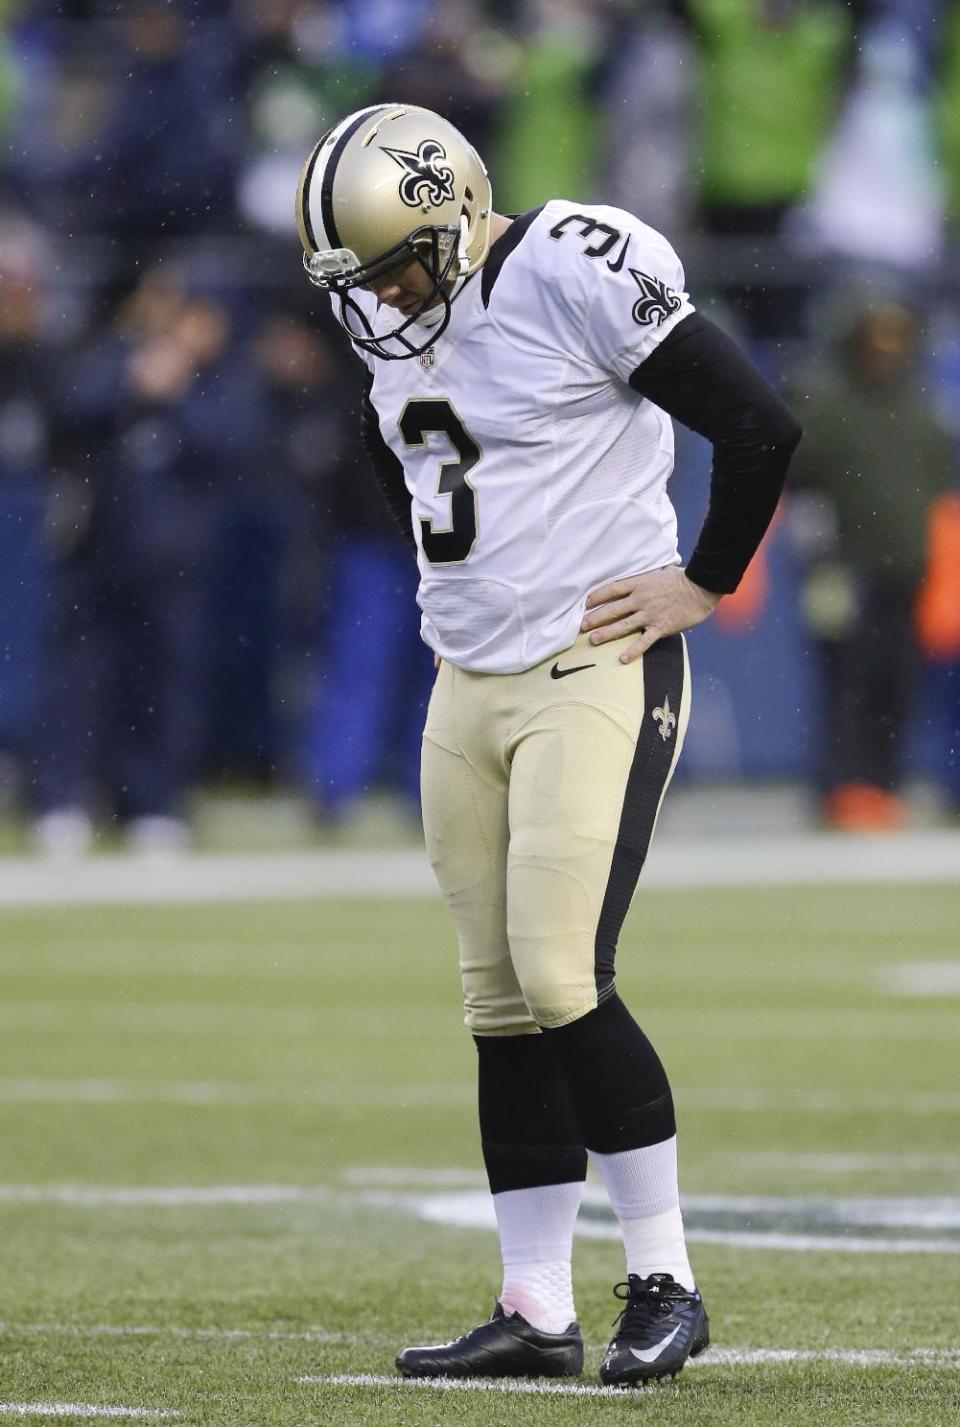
0, 1078, 473, 1107
6, 1181, 957, 1255
0, 1002, 451, 1039
0, 1322, 342, 1343
299, 1373, 669, 1398
6, 1182, 959, 1225
0, 1003, 328, 1038
0, 831, 955, 907
0, 1407, 177, 1421
730, 1151, 960, 1173
584, 1225, 960, 1255
346, 1155, 960, 1185
646, 1010, 960, 1041
2, 1078, 960, 1113
301, 1348, 960, 1393
368, 1187, 960, 1255
354, 1179, 960, 1229
0, 850, 431, 907
882, 962, 960, 997
681, 1086, 960, 1112
4, 1002, 958, 1042
672, 1193, 960, 1226
342, 1167, 486, 1188
0, 1184, 331, 1207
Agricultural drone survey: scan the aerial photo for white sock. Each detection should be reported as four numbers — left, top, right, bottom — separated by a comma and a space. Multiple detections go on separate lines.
493, 1181, 583, 1333
590, 1135, 695, 1291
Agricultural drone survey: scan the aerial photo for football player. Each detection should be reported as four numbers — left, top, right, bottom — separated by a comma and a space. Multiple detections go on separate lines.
296, 105, 801, 1387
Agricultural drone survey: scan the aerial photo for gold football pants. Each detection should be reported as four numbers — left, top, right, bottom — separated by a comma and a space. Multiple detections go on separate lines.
420, 629, 690, 1035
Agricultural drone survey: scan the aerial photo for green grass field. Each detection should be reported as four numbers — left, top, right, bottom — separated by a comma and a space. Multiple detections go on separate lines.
1, 879, 959, 1425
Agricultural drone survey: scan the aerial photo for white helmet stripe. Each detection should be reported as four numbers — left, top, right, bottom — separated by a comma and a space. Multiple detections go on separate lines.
301, 104, 396, 254
298, 140, 329, 253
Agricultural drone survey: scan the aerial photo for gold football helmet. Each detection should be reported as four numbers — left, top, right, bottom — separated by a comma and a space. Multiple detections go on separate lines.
295, 103, 492, 360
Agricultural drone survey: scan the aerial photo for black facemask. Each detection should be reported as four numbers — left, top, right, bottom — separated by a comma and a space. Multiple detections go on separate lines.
303, 224, 461, 361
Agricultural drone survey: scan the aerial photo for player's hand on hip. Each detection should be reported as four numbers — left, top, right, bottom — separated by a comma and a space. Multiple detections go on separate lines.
581, 566, 721, 664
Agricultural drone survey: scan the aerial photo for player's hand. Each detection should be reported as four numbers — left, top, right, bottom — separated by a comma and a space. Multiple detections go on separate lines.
581, 566, 721, 664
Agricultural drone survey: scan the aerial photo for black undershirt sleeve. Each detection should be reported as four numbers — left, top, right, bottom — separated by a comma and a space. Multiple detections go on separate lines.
359, 369, 416, 553
629, 312, 802, 595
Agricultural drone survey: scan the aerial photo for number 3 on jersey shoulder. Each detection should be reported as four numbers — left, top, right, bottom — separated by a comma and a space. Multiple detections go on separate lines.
399, 397, 481, 566
549, 212, 624, 263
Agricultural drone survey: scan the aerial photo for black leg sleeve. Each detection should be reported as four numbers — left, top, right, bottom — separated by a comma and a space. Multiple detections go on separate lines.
542, 994, 676, 1155
475, 1034, 587, 1195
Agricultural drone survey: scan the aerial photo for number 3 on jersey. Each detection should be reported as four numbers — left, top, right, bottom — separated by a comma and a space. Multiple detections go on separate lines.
399, 398, 480, 565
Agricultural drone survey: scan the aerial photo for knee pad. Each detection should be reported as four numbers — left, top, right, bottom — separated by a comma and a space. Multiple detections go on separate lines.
509, 940, 599, 1030
463, 994, 540, 1037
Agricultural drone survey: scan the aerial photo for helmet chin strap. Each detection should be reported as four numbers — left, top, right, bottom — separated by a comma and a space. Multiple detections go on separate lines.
457, 213, 470, 275
415, 299, 449, 330
328, 221, 463, 359
416, 219, 467, 328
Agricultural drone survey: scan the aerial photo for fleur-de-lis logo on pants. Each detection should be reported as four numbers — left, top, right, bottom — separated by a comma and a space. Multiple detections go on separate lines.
383, 140, 456, 209
653, 695, 677, 742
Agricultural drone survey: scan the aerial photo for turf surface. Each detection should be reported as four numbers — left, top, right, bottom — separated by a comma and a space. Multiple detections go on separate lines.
1, 882, 959, 1425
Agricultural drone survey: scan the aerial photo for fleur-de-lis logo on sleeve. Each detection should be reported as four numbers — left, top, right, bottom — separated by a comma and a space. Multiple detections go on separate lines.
629, 268, 682, 327
653, 695, 677, 741
383, 140, 456, 209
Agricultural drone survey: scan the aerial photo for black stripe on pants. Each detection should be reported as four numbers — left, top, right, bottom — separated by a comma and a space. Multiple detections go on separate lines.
594, 632, 686, 1001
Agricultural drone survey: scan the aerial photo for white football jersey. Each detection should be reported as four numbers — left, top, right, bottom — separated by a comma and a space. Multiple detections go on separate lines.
353, 200, 695, 674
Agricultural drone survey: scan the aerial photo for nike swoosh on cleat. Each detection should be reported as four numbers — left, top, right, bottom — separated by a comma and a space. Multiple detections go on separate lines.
550, 662, 596, 679
628, 1323, 683, 1363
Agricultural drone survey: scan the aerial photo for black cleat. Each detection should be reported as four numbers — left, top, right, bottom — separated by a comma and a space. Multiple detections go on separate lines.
396, 1302, 584, 1379
599, 1272, 710, 1387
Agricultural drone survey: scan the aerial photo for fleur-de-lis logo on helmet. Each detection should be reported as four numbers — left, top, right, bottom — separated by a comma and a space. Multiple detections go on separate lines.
383, 139, 457, 209
629, 268, 682, 328
653, 695, 677, 742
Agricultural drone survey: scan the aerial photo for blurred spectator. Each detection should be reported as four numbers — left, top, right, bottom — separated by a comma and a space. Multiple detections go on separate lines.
0, 213, 65, 798
0, 0, 955, 833
789, 293, 955, 830
2, 7, 100, 230
492, 0, 607, 211
236, 0, 508, 236
235, 0, 377, 236
203, 289, 336, 781
800, 9, 945, 271
374, 0, 507, 161
599, 1, 696, 236
0, 4, 22, 140
938, 1, 960, 238
246, 293, 347, 549
301, 537, 432, 824
50, 1, 241, 246
0, 215, 57, 473
252, 300, 433, 820
683, 0, 855, 337
336, 0, 435, 60
32, 264, 260, 855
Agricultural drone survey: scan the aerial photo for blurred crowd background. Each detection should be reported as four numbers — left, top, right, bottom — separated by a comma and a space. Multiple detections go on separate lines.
1, 0, 959, 855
